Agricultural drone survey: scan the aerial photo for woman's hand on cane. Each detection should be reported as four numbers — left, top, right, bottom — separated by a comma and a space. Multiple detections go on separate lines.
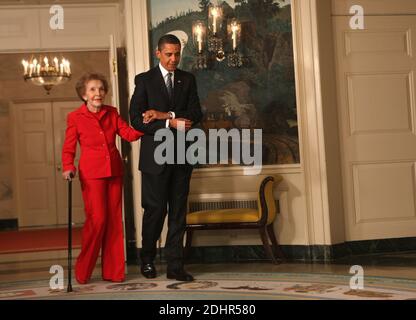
63, 170, 75, 180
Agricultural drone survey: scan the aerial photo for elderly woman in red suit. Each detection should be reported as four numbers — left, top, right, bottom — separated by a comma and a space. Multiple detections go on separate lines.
62, 73, 143, 284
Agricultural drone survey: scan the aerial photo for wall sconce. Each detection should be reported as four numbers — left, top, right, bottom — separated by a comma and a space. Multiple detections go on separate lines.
192, 4, 243, 70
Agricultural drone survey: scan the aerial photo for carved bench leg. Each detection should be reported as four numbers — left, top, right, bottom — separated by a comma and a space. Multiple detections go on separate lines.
259, 227, 277, 264
267, 224, 285, 262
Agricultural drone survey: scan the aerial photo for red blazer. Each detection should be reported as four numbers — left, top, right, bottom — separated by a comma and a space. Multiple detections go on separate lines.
62, 104, 144, 180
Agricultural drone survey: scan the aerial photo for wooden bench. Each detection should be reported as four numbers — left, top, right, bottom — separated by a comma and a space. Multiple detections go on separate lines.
185, 175, 285, 264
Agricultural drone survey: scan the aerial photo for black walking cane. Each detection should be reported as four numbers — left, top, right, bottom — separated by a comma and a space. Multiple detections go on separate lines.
67, 173, 74, 293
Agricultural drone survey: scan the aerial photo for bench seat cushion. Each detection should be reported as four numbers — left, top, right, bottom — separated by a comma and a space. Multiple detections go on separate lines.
186, 208, 260, 225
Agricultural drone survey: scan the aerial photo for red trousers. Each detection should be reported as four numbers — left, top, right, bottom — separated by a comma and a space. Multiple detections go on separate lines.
75, 176, 125, 283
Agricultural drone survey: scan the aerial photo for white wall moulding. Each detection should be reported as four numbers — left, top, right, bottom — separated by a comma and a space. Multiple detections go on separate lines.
0, 4, 120, 52
40, 6, 119, 49
352, 162, 416, 223
192, 164, 303, 179
0, 9, 41, 50
290, 0, 339, 245
346, 72, 414, 135
344, 29, 411, 57
124, 0, 150, 249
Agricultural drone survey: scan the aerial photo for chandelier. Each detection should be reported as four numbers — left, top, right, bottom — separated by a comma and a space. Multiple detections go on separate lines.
192, 4, 243, 70
22, 55, 71, 94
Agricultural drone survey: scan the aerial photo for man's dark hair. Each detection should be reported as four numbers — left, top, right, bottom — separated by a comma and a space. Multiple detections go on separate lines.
158, 34, 181, 51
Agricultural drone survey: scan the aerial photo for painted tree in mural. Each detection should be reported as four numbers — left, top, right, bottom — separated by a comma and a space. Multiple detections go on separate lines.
150, 0, 298, 165
198, 0, 211, 13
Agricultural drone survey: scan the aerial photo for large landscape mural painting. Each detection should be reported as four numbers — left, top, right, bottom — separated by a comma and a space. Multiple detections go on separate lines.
149, 0, 299, 167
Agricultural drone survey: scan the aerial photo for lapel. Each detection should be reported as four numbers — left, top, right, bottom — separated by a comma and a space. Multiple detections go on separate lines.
173, 69, 183, 111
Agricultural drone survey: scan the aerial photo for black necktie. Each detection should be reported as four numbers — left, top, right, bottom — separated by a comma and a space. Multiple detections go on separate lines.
166, 72, 173, 102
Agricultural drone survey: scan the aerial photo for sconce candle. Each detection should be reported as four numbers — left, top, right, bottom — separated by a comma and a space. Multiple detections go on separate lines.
209, 5, 222, 36
193, 21, 205, 54
231, 22, 239, 51
196, 25, 203, 53
212, 7, 218, 34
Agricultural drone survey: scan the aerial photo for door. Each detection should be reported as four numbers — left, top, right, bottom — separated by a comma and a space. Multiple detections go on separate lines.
14, 102, 56, 227
333, 15, 416, 240
13, 100, 84, 227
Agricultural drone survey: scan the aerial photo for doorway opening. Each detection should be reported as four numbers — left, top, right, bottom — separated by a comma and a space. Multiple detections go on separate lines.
0, 49, 136, 259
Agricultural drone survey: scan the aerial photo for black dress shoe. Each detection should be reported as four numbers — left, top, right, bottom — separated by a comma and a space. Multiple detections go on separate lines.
141, 263, 156, 279
167, 269, 194, 281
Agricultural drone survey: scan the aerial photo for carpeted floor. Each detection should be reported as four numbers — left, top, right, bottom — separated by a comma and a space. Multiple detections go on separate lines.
0, 228, 82, 254
1, 271, 416, 300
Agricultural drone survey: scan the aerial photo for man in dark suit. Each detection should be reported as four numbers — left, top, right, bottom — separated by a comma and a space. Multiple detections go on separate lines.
129, 34, 203, 281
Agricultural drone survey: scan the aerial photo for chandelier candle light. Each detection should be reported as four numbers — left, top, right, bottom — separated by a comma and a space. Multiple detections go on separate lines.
195, 23, 204, 53
231, 21, 239, 51
227, 19, 242, 67
22, 55, 71, 94
211, 6, 220, 34
208, 5, 224, 60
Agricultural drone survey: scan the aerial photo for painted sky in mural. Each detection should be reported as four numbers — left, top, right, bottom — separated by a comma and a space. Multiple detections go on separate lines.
151, 0, 291, 26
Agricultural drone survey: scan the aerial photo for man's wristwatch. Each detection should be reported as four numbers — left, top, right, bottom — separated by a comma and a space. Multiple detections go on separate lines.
167, 111, 174, 119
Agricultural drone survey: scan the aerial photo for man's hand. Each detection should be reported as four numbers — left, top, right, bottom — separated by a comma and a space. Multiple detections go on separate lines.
142, 110, 169, 124
169, 118, 193, 131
